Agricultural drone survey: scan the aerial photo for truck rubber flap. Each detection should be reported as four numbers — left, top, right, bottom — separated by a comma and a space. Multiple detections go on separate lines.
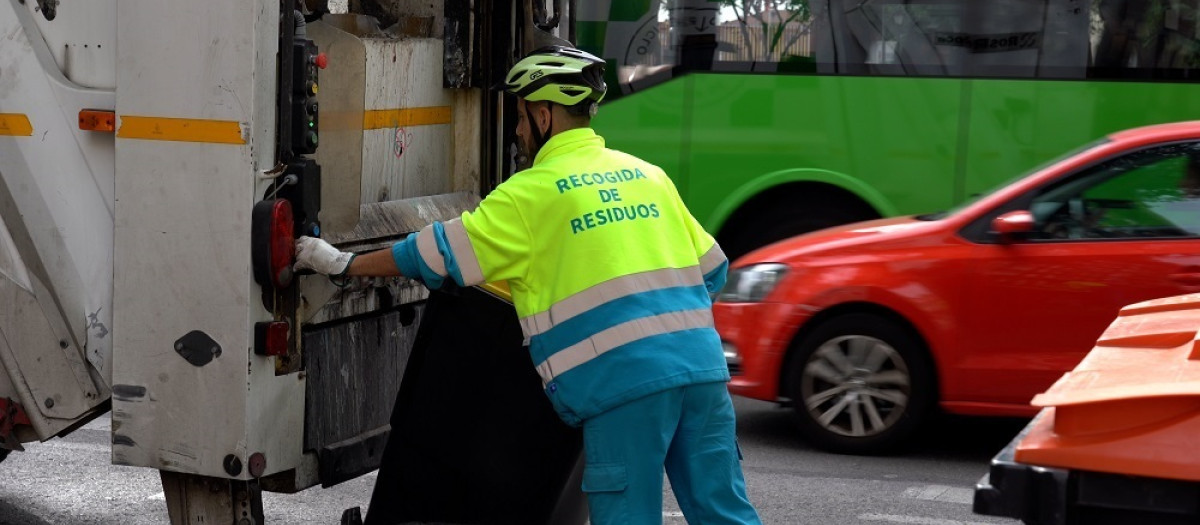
363, 285, 585, 525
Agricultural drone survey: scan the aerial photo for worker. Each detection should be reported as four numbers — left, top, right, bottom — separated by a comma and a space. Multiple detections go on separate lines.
294, 45, 762, 525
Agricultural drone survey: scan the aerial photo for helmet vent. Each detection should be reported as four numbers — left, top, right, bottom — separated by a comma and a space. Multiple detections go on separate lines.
542, 61, 566, 68
560, 88, 585, 97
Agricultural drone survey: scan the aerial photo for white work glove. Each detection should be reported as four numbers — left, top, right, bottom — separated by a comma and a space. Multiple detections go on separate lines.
294, 236, 355, 277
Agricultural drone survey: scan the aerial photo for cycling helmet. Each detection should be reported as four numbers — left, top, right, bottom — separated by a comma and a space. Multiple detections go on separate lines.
502, 45, 607, 107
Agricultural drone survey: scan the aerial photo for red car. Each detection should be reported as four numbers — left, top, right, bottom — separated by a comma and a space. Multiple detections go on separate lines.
714, 121, 1200, 454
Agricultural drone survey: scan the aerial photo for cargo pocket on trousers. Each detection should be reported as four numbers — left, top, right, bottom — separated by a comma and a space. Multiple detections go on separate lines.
582, 463, 628, 524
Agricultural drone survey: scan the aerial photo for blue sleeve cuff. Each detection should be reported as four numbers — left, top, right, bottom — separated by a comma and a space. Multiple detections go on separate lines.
392, 233, 447, 290
703, 260, 728, 294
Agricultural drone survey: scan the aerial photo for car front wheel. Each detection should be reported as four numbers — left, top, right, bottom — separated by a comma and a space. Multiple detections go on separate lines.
788, 312, 935, 455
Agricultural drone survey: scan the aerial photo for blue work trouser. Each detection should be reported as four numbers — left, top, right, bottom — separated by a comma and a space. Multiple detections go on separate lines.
580, 381, 762, 525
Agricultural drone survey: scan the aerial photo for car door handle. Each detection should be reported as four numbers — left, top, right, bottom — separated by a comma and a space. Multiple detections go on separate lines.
1169, 273, 1200, 285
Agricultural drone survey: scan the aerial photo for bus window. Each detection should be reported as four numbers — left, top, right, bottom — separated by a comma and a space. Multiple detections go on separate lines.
814, 0, 1090, 79
579, 0, 1200, 93
576, 1, 675, 100
1092, 0, 1200, 78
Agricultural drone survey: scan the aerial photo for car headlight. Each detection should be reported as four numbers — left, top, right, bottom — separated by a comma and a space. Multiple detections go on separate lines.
716, 263, 789, 303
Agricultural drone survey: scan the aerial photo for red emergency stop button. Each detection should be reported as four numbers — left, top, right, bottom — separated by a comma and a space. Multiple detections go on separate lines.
314, 52, 328, 69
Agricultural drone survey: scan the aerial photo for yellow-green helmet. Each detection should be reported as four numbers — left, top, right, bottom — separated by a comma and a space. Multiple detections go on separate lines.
502, 46, 607, 107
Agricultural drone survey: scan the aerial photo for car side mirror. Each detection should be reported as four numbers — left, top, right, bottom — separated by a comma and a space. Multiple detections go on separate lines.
990, 210, 1034, 243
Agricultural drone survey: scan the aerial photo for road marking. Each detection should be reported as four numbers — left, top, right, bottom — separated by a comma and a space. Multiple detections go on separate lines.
663, 511, 683, 517
903, 484, 975, 505
859, 513, 993, 525
148, 492, 165, 501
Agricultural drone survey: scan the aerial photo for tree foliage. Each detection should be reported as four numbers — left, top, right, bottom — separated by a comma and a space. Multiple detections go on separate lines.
718, 0, 813, 61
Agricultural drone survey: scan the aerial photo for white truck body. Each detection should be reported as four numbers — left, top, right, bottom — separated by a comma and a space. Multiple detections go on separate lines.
0, 0, 574, 521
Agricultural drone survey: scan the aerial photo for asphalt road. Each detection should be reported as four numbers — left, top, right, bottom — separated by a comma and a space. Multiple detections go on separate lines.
0, 397, 1026, 524
730, 397, 1026, 525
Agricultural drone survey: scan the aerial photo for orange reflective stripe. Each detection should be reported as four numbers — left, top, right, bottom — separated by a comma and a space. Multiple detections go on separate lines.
0, 114, 34, 136
363, 106, 451, 130
117, 116, 245, 144
79, 110, 116, 132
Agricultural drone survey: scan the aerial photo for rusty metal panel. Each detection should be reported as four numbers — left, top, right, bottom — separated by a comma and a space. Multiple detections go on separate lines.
357, 0, 442, 37
302, 304, 424, 469
443, 0, 471, 88
297, 192, 479, 325
323, 191, 479, 247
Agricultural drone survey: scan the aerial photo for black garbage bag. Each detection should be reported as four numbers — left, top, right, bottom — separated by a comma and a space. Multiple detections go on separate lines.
364, 286, 586, 525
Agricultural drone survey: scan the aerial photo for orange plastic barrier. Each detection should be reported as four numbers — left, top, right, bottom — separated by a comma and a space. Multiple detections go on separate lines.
1015, 293, 1200, 482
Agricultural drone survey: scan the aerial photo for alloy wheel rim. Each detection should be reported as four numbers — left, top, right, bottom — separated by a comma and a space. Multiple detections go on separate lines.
800, 335, 911, 438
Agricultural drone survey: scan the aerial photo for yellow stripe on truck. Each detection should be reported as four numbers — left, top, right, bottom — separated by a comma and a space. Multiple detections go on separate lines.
363, 106, 451, 130
0, 114, 34, 136
110, 107, 449, 143
117, 116, 246, 144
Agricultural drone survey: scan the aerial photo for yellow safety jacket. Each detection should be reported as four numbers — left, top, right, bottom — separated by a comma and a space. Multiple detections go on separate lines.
392, 128, 729, 425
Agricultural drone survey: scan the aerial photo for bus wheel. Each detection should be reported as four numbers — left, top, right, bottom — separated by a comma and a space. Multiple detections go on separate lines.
787, 312, 935, 455
0, 448, 8, 464
719, 189, 878, 261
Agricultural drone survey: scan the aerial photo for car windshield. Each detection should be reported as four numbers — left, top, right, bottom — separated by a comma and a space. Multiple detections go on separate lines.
914, 138, 1112, 221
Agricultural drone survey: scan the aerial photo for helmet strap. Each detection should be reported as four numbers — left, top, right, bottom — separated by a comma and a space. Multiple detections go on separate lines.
525, 102, 553, 158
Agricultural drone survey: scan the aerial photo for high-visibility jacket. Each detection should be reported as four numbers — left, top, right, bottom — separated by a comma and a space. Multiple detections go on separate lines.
392, 127, 730, 426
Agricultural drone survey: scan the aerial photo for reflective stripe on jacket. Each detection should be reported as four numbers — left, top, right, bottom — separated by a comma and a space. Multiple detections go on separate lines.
391, 127, 730, 425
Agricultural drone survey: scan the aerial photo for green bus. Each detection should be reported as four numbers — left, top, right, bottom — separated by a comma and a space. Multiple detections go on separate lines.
577, 0, 1200, 259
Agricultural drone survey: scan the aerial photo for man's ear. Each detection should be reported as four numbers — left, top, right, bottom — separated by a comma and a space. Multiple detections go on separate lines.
536, 102, 553, 133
